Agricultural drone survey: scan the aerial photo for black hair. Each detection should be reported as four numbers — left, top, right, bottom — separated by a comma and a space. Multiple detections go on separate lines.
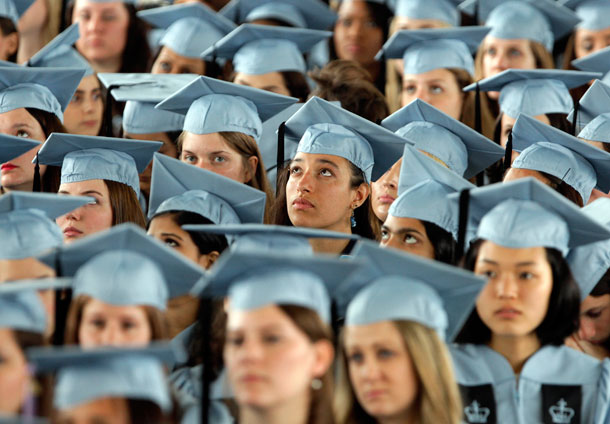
590, 268, 610, 297
281, 71, 311, 103
423, 221, 457, 265
456, 239, 581, 346
0, 17, 17, 63
149, 46, 223, 78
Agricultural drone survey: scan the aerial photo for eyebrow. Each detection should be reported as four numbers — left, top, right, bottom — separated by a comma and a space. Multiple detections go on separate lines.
382, 225, 424, 237
58, 190, 103, 197
261, 85, 282, 91
480, 258, 536, 267
161, 232, 182, 241
12, 123, 34, 129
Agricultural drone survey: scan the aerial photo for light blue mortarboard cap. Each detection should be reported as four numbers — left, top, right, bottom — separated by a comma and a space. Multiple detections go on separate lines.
459, 0, 579, 51
155, 75, 298, 141
191, 250, 360, 324
138, 3, 236, 59
389, 0, 459, 26
465, 69, 600, 119
28, 344, 182, 413
0, 0, 35, 25
201, 24, 332, 75
0, 133, 40, 162
560, 0, 610, 30
148, 153, 266, 224
567, 198, 610, 298
376, 27, 489, 76
389, 145, 474, 240
37, 133, 162, 197
0, 290, 46, 333
568, 80, 610, 132
27, 24, 93, 77
38, 224, 206, 299
284, 97, 408, 182
220, 0, 337, 30
98, 73, 198, 134
73, 250, 169, 310
336, 240, 485, 341
0, 66, 86, 122
448, 178, 610, 255
182, 223, 359, 255
382, 99, 504, 178
0, 192, 92, 260
511, 113, 610, 204
579, 113, 610, 144
572, 47, 610, 88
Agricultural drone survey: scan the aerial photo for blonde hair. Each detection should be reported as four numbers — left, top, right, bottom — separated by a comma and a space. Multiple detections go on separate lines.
335, 320, 462, 424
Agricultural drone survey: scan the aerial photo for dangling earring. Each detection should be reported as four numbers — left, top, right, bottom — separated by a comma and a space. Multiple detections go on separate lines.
311, 378, 323, 390
350, 204, 357, 228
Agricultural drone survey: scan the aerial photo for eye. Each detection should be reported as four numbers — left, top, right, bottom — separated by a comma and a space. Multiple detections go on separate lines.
78, 11, 91, 21
159, 61, 172, 73
101, 13, 117, 22
163, 238, 179, 248
226, 335, 244, 347
581, 40, 594, 52
377, 348, 395, 359
182, 154, 196, 163
213, 156, 227, 164
585, 309, 603, 319
403, 234, 418, 245
480, 269, 497, 279
486, 46, 497, 57
347, 352, 364, 364
519, 271, 534, 280
263, 334, 281, 344
320, 168, 333, 177
90, 318, 105, 329
70, 93, 83, 104
289, 166, 302, 175
92, 91, 102, 102
16, 130, 30, 138
121, 320, 137, 330
403, 84, 416, 94
380, 229, 389, 240
429, 85, 444, 95
339, 17, 353, 27
507, 48, 523, 58
365, 19, 378, 29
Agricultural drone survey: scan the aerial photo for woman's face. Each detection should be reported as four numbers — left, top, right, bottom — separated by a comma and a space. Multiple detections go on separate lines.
578, 294, 610, 344
499, 113, 550, 149
224, 304, 332, 409
0, 329, 29, 414
72, 0, 130, 67
0, 108, 47, 191
180, 132, 256, 184
344, 320, 418, 422
124, 131, 178, 199
370, 158, 400, 223
474, 241, 553, 338
63, 75, 104, 136
481, 37, 537, 79
286, 152, 369, 232
79, 298, 152, 348
334, 0, 384, 68
234, 72, 291, 97
56, 179, 114, 243
574, 27, 610, 59
56, 397, 131, 424
151, 46, 206, 75
393, 16, 448, 31
147, 214, 218, 269
380, 216, 435, 260
401, 68, 464, 119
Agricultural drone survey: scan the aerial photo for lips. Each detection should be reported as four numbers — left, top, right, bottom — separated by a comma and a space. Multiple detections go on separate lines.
292, 197, 314, 210
363, 389, 387, 401
494, 307, 521, 319
82, 120, 99, 128
378, 194, 395, 204
1, 163, 16, 172
63, 226, 83, 238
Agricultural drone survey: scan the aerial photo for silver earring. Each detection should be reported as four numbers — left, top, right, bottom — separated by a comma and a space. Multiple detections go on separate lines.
311, 378, 323, 390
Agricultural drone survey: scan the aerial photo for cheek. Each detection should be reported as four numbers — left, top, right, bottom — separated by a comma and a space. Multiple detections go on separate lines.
0, 361, 28, 412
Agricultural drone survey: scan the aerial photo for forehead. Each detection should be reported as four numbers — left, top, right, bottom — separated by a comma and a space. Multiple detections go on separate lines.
74, 0, 127, 13
83, 297, 148, 316
292, 152, 351, 169
476, 240, 548, 264
182, 132, 232, 152
59, 178, 109, 195
403, 68, 456, 83
344, 320, 403, 346
0, 258, 56, 282
226, 303, 292, 329
0, 108, 38, 126
337, 0, 373, 17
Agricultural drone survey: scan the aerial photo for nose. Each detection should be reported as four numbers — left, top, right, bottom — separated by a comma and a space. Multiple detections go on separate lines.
85, 15, 104, 33
382, 176, 397, 190
415, 87, 430, 103
494, 50, 509, 70
578, 317, 597, 341
360, 356, 382, 380
238, 337, 264, 363
61, 206, 82, 223
494, 274, 518, 299
295, 168, 314, 193
100, 323, 122, 346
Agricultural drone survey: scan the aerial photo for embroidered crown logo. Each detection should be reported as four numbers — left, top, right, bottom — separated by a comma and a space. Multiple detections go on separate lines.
549, 399, 575, 424
465, 400, 490, 423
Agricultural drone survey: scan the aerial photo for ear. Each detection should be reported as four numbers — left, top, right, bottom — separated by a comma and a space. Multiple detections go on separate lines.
4, 32, 18, 57
351, 182, 371, 209
311, 339, 335, 378
198, 251, 220, 270
244, 155, 259, 184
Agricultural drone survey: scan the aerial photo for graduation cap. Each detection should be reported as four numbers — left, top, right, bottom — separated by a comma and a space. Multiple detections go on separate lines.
283, 96, 408, 182
0, 290, 47, 334
560, 0, 610, 31
201, 24, 331, 75
36, 133, 162, 197
568, 80, 610, 133
376, 26, 490, 76
0, 133, 40, 163
138, 3, 236, 59
465, 69, 600, 119
37, 223, 206, 300
148, 153, 266, 224
0, 66, 86, 122
572, 46, 610, 90
568, 199, 610, 298
98, 73, 198, 134
27, 344, 182, 413
389, 0, 459, 26
447, 178, 610, 255
155, 75, 298, 141
182, 223, 359, 255
191, 250, 360, 324
334, 240, 485, 341
388, 145, 475, 241
459, 0, 578, 51
0, 192, 92, 260
220, 0, 337, 30
511, 113, 610, 204
0, 277, 72, 293
0, 0, 35, 25
579, 113, 610, 144
382, 99, 504, 178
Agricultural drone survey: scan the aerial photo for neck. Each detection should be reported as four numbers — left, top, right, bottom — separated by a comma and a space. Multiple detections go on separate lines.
378, 408, 417, 424
1, 180, 34, 193
239, 392, 311, 424
17, 28, 46, 64
89, 56, 122, 73
308, 219, 353, 255
489, 333, 541, 374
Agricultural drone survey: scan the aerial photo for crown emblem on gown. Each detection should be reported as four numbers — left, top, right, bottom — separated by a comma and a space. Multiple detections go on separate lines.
465, 400, 490, 423
549, 399, 575, 423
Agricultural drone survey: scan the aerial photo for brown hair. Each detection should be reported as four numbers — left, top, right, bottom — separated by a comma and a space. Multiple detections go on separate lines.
335, 321, 462, 424
309, 60, 389, 123
0, 17, 17, 62
103, 179, 146, 228
278, 305, 335, 424
27, 108, 67, 193
178, 131, 275, 223
64, 295, 169, 344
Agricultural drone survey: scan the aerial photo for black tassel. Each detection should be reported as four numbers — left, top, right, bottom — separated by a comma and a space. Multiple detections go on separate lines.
276, 121, 286, 193
199, 298, 213, 424
331, 300, 341, 351
572, 98, 580, 137
503, 130, 513, 172
52, 252, 71, 346
473, 0, 479, 24
475, 81, 482, 135
32, 153, 41, 192
455, 189, 471, 263
104, 85, 118, 137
